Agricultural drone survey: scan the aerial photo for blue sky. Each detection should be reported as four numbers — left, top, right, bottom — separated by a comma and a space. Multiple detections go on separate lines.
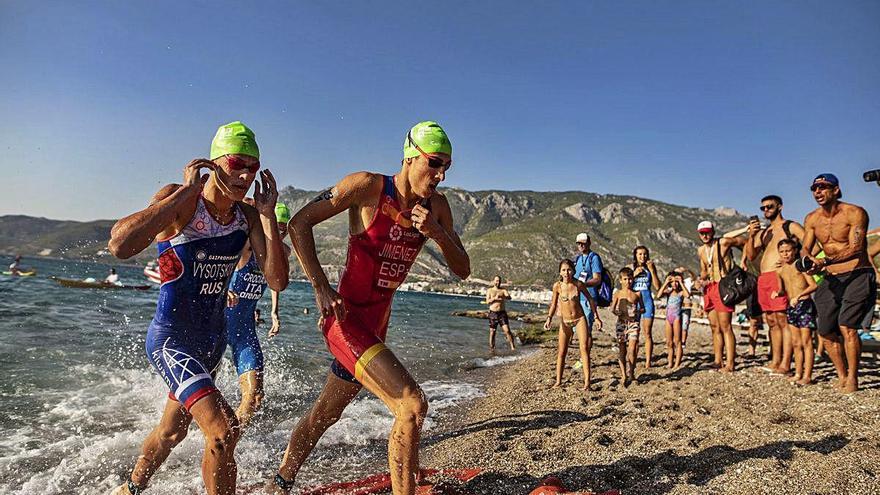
1, 1, 878, 224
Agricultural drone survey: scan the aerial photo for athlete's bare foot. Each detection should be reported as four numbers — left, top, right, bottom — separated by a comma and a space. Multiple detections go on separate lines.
843, 379, 859, 393
787, 374, 800, 383
797, 378, 813, 386
719, 366, 734, 373
666, 362, 674, 370
551, 381, 561, 389
710, 361, 722, 369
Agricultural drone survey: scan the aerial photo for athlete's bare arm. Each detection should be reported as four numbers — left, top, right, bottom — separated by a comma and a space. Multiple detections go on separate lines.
109, 159, 214, 259
241, 171, 290, 292
289, 172, 384, 322
414, 193, 470, 279
268, 289, 282, 338
544, 282, 560, 329
698, 246, 709, 281
801, 211, 818, 259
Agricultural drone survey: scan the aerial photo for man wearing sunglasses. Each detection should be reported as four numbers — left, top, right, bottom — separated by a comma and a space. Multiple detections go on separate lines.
109, 121, 289, 495
268, 121, 469, 495
801, 173, 874, 393
744, 195, 806, 374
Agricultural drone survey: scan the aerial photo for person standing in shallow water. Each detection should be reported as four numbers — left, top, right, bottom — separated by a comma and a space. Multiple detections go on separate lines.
109, 121, 289, 495
486, 275, 516, 351
267, 121, 470, 495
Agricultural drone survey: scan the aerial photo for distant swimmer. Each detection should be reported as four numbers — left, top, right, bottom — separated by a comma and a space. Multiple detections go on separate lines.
544, 259, 602, 390
744, 195, 806, 374
801, 174, 874, 393
697, 221, 748, 372
8, 255, 23, 275
485, 275, 516, 351
108, 121, 289, 495
268, 121, 469, 495
629, 246, 660, 368
224, 201, 292, 428
105, 268, 121, 286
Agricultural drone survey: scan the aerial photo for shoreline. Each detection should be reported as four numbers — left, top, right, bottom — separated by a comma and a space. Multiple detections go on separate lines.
422, 309, 880, 494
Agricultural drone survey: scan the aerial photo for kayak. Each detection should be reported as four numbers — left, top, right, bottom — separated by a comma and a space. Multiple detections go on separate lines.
301, 468, 482, 495
2, 270, 36, 277
50, 277, 151, 291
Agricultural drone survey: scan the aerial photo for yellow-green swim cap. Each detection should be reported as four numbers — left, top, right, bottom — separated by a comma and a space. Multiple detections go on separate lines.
210, 121, 260, 160
403, 121, 451, 159
275, 203, 292, 224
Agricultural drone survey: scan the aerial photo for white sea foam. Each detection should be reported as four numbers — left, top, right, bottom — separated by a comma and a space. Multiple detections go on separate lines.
468, 349, 539, 369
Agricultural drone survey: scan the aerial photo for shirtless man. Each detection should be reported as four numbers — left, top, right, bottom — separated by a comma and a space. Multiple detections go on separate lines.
801, 174, 874, 393
744, 195, 805, 373
268, 121, 469, 495
109, 121, 289, 495
486, 275, 516, 351
697, 220, 748, 372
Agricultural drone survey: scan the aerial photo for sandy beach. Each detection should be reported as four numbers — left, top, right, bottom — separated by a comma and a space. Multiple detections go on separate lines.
422, 308, 880, 494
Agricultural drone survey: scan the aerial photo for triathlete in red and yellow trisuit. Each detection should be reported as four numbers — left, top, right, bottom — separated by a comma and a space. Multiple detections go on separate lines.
268, 121, 471, 495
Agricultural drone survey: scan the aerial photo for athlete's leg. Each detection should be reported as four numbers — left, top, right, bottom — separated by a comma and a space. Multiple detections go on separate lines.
575, 318, 591, 390
799, 328, 815, 385
673, 318, 683, 369
236, 370, 264, 427
554, 324, 573, 388
766, 312, 783, 370
188, 392, 241, 495
500, 323, 516, 350
840, 325, 861, 393
488, 324, 496, 351
779, 313, 793, 374
789, 324, 803, 381
357, 349, 429, 495
119, 398, 192, 492
708, 310, 722, 368
717, 311, 736, 372
642, 316, 654, 368
664, 319, 674, 369
270, 372, 362, 493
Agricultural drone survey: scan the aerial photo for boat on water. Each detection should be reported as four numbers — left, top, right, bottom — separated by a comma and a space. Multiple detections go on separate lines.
50, 277, 151, 291
2, 270, 37, 277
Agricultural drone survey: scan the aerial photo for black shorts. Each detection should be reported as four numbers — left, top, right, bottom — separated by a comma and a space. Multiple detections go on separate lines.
814, 268, 877, 336
745, 290, 763, 320
488, 310, 509, 329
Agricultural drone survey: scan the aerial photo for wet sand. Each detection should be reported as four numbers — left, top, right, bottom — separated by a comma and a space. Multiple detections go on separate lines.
422, 309, 880, 494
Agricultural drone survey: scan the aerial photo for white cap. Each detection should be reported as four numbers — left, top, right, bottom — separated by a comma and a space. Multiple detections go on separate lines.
697, 221, 715, 232
576, 233, 590, 243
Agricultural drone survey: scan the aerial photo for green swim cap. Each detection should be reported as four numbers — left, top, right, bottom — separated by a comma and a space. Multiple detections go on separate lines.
275, 203, 291, 224
403, 121, 452, 159
210, 121, 260, 160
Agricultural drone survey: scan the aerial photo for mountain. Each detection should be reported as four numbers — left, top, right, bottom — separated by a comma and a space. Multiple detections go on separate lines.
0, 188, 749, 287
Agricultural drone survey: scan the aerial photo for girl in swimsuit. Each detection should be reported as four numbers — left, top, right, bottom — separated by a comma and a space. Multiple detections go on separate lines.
630, 246, 661, 368
658, 272, 690, 369
545, 259, 602, 390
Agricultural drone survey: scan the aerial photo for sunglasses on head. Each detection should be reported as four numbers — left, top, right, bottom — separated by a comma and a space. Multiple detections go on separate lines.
759, 204, 776, 211
223, 155, 261, 173
408, 132, 451, 170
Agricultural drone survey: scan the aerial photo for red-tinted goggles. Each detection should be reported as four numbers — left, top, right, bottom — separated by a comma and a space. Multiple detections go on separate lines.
223, 155, 261, 173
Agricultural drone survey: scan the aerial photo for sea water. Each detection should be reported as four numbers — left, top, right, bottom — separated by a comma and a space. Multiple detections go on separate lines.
0, 257, 538, 494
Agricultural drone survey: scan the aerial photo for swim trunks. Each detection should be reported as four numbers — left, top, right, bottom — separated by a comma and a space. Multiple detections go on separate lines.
814, 268, 876, 337
323, 175, 428, 383
147, 196, 248, 410
703, 281, 734, 314
488, 310, 509, 329
757, 271, 788, 312
632, 267, 655, 319
225, 255, 267, 375
615, 320, 640, 342
787, 299, 817, 329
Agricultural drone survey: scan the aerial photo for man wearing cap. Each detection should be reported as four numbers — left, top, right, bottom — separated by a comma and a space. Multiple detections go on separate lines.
697, 221, 748, 372
110, 121, 289, 495
268, 121, 469, 495
744, 195, 806, 374
573, 233, 604, 333
802, 173, 874, 393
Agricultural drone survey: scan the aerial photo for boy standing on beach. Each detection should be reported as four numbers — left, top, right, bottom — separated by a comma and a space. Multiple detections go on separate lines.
772, 239, 818, 385
486, 275, 516, 351
611, 267, 644, 386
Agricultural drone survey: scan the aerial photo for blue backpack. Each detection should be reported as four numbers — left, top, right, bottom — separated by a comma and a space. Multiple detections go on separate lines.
582, 252, 613, 308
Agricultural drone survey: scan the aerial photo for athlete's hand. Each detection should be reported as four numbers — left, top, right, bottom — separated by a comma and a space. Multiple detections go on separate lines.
543, 317, 552, 330
594, 318, 603, 331
646, 260, 656, 271
253, 169, 279, 218
315, 283, 346, 327
183, 158, 215, 191
748, 219, 761, 238
411, 204, 443, 239
790, 297, 799, 307
770, 290, 779, 299
226, 290, 239, 308
268, 315, 281, 339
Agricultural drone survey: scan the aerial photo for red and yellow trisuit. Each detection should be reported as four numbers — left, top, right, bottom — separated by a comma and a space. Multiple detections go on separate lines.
324, 175, 428, 383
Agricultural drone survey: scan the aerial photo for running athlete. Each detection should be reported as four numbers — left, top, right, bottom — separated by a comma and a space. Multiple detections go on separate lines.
109, 122, 289, 495
630, 246, 660, 368
486, 275, 516, 351
268, 121, 469, 495
224, 201, 293, 427
802, 174, 874, 393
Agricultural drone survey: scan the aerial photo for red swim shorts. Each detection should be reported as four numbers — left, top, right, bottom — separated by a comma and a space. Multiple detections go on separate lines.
321, 302, 391, 383
757, 271, 788, 312
703, 281, 734, 313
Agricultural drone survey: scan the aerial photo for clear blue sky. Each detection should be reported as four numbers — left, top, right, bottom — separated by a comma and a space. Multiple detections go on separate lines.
2, 1, 878, 224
